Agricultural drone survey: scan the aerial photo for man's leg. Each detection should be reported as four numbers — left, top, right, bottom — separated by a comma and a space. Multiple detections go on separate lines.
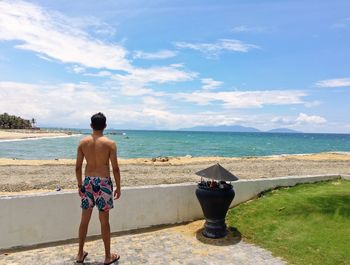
99, 211, 111, 260
99, 211, 119, 263
77, 208, 93, 260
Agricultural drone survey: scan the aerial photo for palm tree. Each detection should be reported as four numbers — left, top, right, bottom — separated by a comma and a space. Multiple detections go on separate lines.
0, 113, 33, 129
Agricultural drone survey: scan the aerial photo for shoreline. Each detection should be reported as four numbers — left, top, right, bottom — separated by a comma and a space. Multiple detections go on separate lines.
0, 152, 349, 194
1, 151, 350, 166
0, 129, 80, 141
0, 134, 81, 143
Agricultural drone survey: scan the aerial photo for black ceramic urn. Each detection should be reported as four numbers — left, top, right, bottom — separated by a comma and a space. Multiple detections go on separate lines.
196, 182, 235, 238
195, 163, 238, 238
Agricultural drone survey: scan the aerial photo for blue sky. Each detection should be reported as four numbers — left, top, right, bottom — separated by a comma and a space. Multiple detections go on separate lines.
0, 0, 349, 132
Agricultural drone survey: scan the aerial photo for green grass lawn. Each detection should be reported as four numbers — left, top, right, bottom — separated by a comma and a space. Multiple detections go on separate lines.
227, 179, 350, 265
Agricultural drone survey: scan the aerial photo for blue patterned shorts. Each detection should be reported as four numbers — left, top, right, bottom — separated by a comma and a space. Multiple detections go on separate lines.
79, 176, 114, 211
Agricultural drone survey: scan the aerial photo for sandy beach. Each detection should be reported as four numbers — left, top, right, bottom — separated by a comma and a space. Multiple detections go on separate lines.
0, 152, 349, 194
0, 129, 77, 141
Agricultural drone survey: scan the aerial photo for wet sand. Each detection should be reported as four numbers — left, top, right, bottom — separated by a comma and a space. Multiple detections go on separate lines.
0, 129, 77, 141
0, 152, 349, 194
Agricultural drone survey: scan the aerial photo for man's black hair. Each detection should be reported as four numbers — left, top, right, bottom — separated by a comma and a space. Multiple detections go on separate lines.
91, 112, 106, 131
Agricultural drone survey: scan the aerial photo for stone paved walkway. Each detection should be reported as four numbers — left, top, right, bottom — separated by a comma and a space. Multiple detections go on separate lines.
0, 221, 285, 265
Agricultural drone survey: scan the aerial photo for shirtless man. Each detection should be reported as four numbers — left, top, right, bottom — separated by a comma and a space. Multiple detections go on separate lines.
75, 112, 121, 264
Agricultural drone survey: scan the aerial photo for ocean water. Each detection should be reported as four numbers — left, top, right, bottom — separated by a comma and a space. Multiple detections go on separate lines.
0, 130, 350, 160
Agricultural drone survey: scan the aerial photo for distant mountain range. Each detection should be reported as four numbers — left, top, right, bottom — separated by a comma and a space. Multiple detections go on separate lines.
180, 125, 260, 132
266, 128, 302, 133
180, 125, 302, 133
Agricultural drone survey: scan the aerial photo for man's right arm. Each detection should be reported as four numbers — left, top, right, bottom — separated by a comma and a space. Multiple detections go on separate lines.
110, 142, 121, 199
75, 141, 84, 188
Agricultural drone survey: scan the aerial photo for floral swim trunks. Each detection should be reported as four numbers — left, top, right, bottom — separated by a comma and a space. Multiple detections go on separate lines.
79, 176, 114, 212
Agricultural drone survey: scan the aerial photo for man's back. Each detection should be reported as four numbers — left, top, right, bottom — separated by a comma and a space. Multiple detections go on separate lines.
79, 135, 113, 177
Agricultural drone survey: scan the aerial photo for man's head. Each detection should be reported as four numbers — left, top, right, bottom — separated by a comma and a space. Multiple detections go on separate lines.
91, 112, 106, 131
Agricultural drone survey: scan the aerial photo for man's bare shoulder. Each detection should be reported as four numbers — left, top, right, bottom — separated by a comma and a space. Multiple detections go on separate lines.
101, 136, 116, 146
79, 136, 93, 145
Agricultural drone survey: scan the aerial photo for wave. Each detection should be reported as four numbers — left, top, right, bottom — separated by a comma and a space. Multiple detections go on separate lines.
259, 151, 350, 158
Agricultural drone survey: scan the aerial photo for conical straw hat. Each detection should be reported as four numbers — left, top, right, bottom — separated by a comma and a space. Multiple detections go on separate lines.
195, 163, 239, 181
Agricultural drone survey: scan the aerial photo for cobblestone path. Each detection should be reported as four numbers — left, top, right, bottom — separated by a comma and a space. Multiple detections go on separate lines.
0, 221, 285, 265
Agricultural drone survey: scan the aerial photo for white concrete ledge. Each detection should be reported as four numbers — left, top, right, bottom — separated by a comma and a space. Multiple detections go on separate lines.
0, 174, 347, 250
341, 174, 350, 180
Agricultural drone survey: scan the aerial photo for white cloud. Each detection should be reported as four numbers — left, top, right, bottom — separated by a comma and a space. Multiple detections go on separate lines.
142, 96, 166, 108
0, 0, 197, 98
118, 87, 157, 97
201, 78, 223, 90
0, 0, 131, 71
272, 113, 327, 128
175, 39, 259, 57
112, 65, 197, 96
304, 100, 321, 108
0, 81, 247, 129
271, 116, 294, 125
84, 71, 112, 77
139, 108, 245, 129
169, 63, 184, 68
315, 78, 350, 88
54, 14, 117, 38
0, 81, 330, 130
36, 54, 54, 62
0, 81, 166, 128
0, 0, 200, 97
296, 113, 327, 124
71, 65, 85, 74
174, 90, 306, 109
0, 81, 111, 125
115, 65, 196, 85
86, 20, 117, 37
232, 25, 265, 33
133, 50, 177, 60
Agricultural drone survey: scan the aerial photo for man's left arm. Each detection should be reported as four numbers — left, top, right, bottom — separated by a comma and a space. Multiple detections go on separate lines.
75, 143, 84, 188
109, 142, 121, 200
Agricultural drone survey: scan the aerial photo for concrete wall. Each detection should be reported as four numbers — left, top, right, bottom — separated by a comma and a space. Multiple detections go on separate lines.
0, 174, 346, 250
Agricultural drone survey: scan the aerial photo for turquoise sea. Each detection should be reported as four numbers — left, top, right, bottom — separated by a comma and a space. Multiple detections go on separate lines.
0, 130, 350, 160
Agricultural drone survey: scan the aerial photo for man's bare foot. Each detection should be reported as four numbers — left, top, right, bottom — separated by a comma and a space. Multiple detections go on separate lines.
104, 253, 120, 265
76, 251, 88, 263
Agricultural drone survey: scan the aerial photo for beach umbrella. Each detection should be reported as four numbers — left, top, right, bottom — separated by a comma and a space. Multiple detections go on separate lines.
195, 163, 239, 182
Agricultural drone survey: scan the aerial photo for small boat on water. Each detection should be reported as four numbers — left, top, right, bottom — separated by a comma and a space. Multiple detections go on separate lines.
106, 132, 126, 135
